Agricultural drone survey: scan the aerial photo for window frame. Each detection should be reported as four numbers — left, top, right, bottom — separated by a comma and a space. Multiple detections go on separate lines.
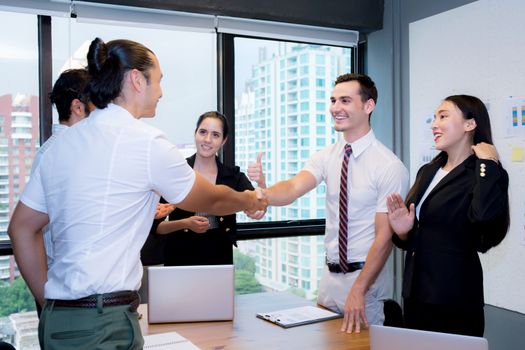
0, 13, 52, 256
218, 32, 357, 237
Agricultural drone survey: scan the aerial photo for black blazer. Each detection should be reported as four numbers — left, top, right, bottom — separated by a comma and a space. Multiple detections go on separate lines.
393, 154, 509, 307
141, 154, 253, 266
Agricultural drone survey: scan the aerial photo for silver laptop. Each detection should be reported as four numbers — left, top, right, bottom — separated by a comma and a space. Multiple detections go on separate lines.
370, 325, 489, 350
147, 264, 234, 323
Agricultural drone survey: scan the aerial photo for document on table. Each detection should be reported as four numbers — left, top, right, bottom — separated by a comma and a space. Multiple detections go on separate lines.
257, 305, 342, 328
143, 331, 201, 350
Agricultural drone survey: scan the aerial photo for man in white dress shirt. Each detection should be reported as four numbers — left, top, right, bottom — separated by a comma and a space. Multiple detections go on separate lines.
257, 73, 409, 334
8, 37, 266, 349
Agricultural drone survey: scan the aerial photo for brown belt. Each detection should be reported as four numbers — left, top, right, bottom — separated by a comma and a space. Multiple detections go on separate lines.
50, 290, 140, 312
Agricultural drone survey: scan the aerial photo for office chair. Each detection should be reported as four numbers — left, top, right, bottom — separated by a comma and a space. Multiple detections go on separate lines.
383, 299, 404, 327
0, 341, 16, 350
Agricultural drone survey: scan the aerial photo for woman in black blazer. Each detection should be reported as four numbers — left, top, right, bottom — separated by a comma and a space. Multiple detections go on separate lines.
145, 111, 266, 266
387, 95, 509, 336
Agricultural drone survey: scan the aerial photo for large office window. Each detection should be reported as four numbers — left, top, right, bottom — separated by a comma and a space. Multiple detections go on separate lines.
234, 37, 353, 299
0, 3, 360, 345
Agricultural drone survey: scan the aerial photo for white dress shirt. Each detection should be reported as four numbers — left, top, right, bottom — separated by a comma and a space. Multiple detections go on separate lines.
21, 104, 195, 300
304, 130, 409, 263
30, 123, 69, 269
31, 124, 68, 175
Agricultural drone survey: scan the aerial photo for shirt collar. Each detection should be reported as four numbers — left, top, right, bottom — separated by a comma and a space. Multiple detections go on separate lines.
52, 124, 68, 135
339, 129, 375, 159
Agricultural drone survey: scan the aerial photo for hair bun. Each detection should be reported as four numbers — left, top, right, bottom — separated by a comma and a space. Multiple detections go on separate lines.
87, 37, 107, 76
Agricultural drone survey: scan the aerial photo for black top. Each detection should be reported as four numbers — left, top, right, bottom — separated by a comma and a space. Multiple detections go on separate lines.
141, 154, 253, 266
393, 154, 509, 307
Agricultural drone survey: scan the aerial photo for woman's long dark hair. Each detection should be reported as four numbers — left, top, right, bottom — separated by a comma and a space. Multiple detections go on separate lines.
86, 37, 155, 109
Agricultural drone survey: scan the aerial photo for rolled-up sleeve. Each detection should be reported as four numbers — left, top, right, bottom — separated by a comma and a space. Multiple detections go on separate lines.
148, 135, 196, 205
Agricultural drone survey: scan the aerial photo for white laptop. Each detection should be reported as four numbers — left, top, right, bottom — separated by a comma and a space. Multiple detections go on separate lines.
370, 325, 489, 350
147, 264, 234, 324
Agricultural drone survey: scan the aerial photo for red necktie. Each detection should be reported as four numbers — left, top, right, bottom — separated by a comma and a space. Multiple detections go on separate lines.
338, 144, 352, 273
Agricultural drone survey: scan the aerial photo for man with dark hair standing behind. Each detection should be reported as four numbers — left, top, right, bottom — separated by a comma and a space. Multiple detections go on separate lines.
257, 73, 409, 333
8, 37, 266, 349
32, 68, 91, 172
30, 69, 92, 317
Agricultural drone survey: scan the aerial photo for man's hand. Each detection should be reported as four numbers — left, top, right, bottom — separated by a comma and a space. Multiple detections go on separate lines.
155, 203, 176, 219
341, 285, 368, 333
244, 189, 268, 214
184, 216, 209, 233
247, 152, 266, 188
243, 187, 267, 220
244, 209, 266, 220
254, 187, 266, 201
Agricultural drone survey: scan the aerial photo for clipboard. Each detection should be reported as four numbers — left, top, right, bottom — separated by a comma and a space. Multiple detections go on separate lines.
256, 305, 342, 328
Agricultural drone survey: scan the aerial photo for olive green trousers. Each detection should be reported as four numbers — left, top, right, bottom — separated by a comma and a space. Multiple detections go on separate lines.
38, 299, 143, 350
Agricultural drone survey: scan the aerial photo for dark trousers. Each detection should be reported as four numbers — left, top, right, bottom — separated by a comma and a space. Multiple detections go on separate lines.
39, 300, 143, 350
404, 298, 485, 337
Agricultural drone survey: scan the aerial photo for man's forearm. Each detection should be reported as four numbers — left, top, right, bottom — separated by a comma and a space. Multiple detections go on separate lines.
176, 174, 265, 215
8, 203, 49, 306
263, 171, 317, 206
264, 181, 299, 206
10, 229, 47, 305
205, 185, 260, 215
352, 238, 392, 294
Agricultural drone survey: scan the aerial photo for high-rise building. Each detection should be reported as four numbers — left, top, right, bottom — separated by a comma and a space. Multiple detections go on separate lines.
235, 43, 352, 298
0, 94, 39, 283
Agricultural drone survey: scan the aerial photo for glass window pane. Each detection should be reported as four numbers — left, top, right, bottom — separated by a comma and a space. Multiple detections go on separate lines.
0, 266, 37, 346
234, 37, 353, 298
52, 18, 217, 150
0, 9, 39, 348
0, 11, 39, 243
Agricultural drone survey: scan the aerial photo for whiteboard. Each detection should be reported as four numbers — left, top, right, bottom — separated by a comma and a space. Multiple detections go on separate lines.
409, 0, 525, 314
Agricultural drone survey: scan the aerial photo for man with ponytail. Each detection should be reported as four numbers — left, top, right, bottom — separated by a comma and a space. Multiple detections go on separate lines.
8, 37, 266, 349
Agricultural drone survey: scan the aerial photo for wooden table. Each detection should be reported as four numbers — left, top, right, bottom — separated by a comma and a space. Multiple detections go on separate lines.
139, 292, 370, 350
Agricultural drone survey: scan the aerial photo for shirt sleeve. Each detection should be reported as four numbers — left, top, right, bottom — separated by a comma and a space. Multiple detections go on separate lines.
302, 148, 327, 185
149, 135, 196, 205
20, 165, 48, 214
375, 160, 410, 213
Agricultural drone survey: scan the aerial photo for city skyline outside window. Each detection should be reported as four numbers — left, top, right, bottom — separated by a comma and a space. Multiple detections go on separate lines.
234, 38, 353, 299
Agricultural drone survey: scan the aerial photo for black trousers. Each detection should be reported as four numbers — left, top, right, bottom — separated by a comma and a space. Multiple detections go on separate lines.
404, 298, 485, 337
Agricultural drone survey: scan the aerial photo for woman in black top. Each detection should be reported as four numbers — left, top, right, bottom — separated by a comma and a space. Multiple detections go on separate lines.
149, 111, 265, 265
386, 95, 509, 336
